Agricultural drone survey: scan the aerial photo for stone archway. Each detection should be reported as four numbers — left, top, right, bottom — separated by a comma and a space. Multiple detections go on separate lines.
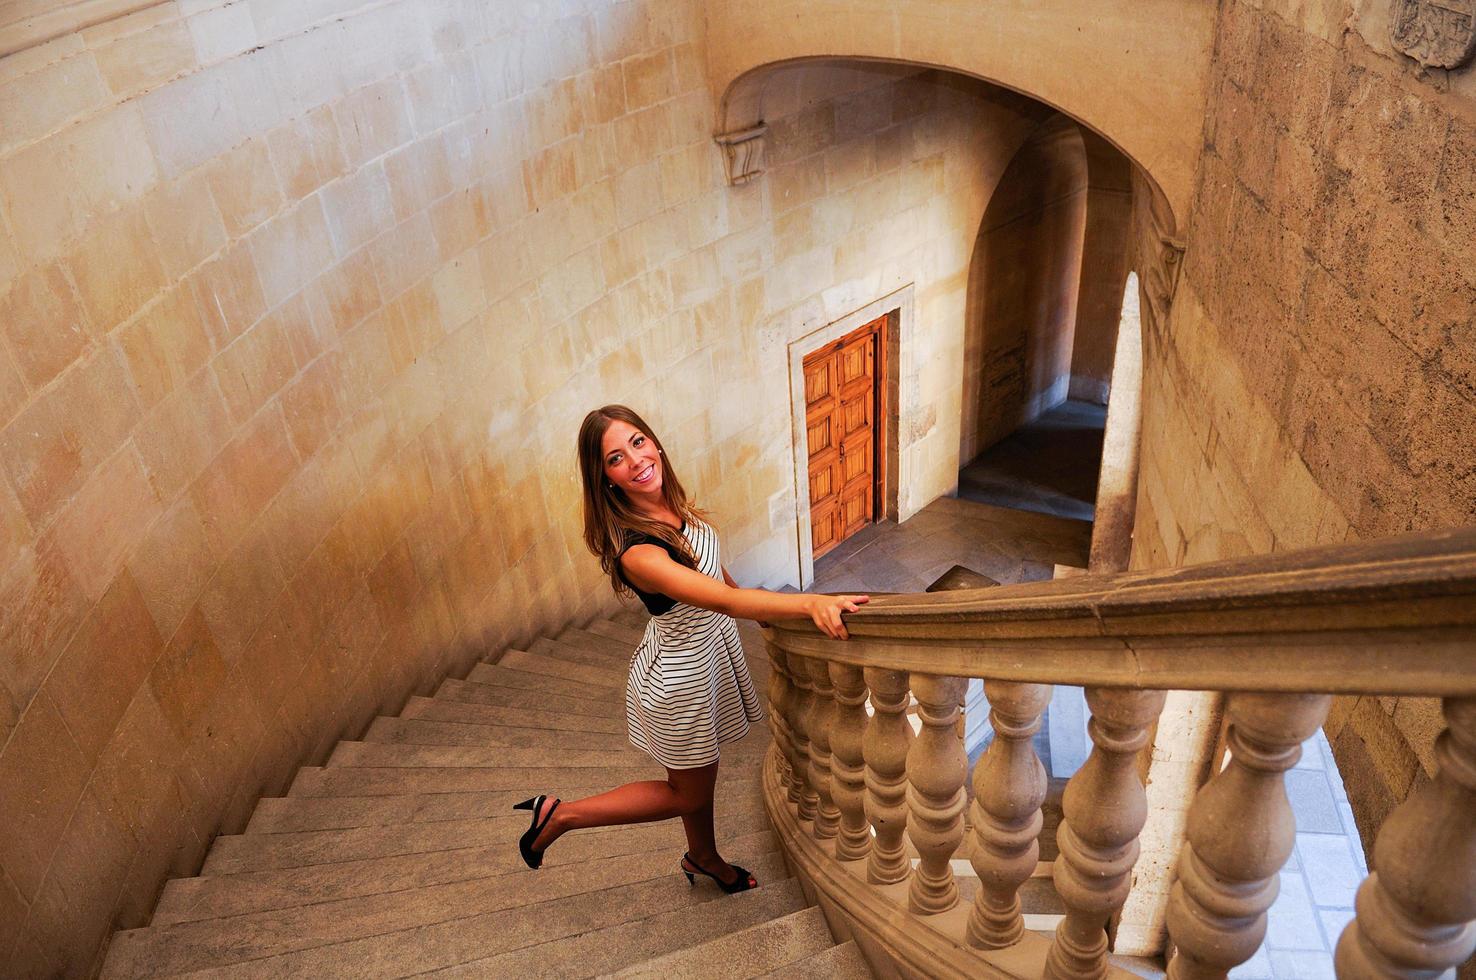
705, 0, 1212, 225
959, 114, 1090, 465
708, 39, 1206, 957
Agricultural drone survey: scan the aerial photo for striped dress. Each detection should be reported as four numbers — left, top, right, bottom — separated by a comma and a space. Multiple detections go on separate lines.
619, 517, 764, 769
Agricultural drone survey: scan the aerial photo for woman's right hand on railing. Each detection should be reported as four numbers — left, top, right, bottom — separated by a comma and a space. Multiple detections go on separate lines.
805, 594, 870, 640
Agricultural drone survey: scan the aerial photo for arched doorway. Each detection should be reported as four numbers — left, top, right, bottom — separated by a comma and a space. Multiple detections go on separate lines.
958, 114, 1135, 528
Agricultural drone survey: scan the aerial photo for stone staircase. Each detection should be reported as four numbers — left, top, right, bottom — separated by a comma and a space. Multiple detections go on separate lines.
98, 610, 872, 978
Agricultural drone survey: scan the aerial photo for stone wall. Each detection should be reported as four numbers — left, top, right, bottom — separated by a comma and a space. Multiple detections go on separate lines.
1134, 0, 1476, 857
0, 2, 1060, 971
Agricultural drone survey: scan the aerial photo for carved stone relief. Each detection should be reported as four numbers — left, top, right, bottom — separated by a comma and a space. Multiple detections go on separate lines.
1391, 0, 1476, 69
714, 123, 769, 185
1143, 234, 1187, 332
1129, 169, 1185, 339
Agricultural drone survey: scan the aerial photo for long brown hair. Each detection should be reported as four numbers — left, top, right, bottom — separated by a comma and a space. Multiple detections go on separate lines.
578, 405, 706, 596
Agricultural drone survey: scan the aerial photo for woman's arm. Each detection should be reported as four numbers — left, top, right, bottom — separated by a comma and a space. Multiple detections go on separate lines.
723, 564, 767, 628
624, 546, 867, 639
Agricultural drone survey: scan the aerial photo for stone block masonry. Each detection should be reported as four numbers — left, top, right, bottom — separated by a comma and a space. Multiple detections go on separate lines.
1135, 0, 1476, 873
0, 2, 1082, 972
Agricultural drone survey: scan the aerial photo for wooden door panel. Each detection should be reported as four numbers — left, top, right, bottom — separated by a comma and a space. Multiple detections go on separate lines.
807, 414, 835, 456
809, 458, 837, 503
804, 357, 835, 409
840, 435, 871, 488
811, 500, 840, 557
838, 332, 873, 385
840, 394, 871, 439
838, 342, 868, 385
840, 481, 870, 537
804, 316, 881, 560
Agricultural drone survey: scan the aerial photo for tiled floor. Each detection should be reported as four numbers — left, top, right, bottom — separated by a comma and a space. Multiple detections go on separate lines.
814, 474, 1369, 979
1231, 729, 1369, 979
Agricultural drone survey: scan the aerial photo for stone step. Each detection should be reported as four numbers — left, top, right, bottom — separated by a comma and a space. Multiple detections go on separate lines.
610, 606, 651, 630
286, 762, 662, 799
585, 618, 646, 645
328, 738, 769, 773
467, 660, 619, 697
529, 634, 630, 672
246, 785, 770, 836
245, 791, 518, 835
610, 905, 834, 978
432, 676, 624, 718
133, 863, 805, 978
208, 802, 776, 876
105, 602, 801, 980
207, 814, 547, 875
106, 843, 790, 976
555, 627, 635, 658
760, 940, 873, 978
421, 876, 809, 978
495, 647, 625, 688
403, 694, 625, 732
363, 715, 638, 751
946, 867, 1068, 917
326, 740, 624, 771
153, 825, 778, 925
1109, 953, 1169, 978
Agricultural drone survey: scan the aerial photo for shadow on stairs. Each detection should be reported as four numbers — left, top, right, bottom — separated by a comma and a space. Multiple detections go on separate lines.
97, 608, 871, 978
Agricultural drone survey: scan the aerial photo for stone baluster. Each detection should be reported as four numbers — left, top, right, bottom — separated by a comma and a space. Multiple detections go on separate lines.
1164, 693, 1332, 979
770, 648, 798, 805
1335, 697, 1476, 978
968, 681, 1052, 948
805, 656, 841, 840
829, 662, 872, 860
787, 654, 819, 822
863, 666, 913, 884
765, 643, 795, 794
1045, 687, 1166, 979
907, 673, 969, 914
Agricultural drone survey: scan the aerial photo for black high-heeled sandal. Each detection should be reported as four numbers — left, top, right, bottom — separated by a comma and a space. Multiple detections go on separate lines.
513, 795, 560, 869
681, 852, 758, 893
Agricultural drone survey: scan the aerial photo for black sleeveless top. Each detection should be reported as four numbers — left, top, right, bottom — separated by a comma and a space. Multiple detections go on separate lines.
618, 523, 688, 615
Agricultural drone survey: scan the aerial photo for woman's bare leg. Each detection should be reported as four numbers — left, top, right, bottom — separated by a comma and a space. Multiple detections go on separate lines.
679, 794, 717, 865
530, 762, 718, 850
672, 757, 737, 883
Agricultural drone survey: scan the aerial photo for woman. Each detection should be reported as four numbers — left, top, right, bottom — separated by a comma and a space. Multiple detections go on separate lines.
514, 404, 868, 892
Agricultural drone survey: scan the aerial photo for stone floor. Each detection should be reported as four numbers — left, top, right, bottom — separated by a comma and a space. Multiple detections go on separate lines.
812, 456, 1368, 978
1230, 728, 1370, 979
958, 399, 1107, 523
810, 494, 1091, 595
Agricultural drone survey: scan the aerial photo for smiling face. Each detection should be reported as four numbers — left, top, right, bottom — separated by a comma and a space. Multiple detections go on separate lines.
600, 419, 663, 500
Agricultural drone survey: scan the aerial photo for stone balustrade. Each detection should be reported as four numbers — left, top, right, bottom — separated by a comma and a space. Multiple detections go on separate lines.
758, 526, 1476, 979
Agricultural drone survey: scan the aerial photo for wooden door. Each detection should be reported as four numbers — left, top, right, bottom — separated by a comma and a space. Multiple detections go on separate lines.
803, 316, 881, 559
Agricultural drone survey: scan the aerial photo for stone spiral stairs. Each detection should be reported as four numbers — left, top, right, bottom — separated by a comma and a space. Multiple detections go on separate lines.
97, 609, 872, 978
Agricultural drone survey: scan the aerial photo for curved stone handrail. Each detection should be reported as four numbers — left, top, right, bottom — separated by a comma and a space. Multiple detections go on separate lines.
771, 525, 1476, 695
761, 525, 1476, 979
